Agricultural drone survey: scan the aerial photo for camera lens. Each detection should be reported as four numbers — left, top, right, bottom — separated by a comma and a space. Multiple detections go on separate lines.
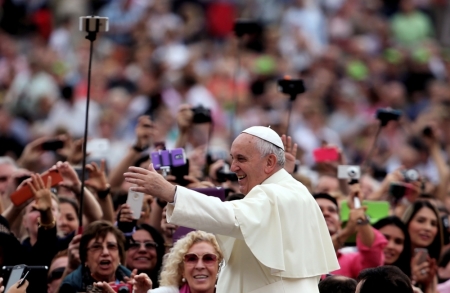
118, 287, 130, 293
347, 167, 358, 178
403, 169, 419, 182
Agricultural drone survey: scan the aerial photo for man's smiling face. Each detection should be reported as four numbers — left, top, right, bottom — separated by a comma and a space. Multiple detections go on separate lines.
230, 134, 271, 195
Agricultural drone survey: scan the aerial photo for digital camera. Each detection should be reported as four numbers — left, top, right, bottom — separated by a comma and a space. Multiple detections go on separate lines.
192, 106, 212, 124
277, 78, 306, 98
337, 165, 361, 180
402, 169, 419, 182
375, 108, 402, 126
110, 283, 132, 293
216, 163, 238, 183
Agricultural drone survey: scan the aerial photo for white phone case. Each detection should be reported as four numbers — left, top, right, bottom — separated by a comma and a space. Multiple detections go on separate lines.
126, 189, 144, 219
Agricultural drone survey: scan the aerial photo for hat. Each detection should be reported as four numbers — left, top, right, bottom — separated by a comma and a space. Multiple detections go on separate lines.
241, 126, 284, 150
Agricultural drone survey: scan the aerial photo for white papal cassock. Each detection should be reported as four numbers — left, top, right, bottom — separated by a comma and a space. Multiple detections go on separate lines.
166, 169, 339, 293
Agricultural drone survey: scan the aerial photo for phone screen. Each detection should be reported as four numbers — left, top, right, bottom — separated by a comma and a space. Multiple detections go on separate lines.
41, 140, 64, 151
6, 265, 25, 291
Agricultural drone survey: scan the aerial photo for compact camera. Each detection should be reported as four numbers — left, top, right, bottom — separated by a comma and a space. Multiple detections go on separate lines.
110, 283, 132, 293
337, 165, 361, 180
402, 169, 419, 182
216, 163, 238, 183
192, 106, 212, 124
277, 78, 306, 98
375, 108, 402, 126
151, 148, 186, 170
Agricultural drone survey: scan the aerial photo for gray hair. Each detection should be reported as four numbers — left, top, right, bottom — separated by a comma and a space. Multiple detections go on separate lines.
0, 156, 17, 167
254, 138, 285, 167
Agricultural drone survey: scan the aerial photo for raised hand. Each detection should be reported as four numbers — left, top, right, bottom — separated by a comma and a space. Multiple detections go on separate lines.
135, 115, 153, 149
133, 273, 152, 293
56, 161, 82, 194
177, 104, 193, 133
16, 136, 49, 170
67, 139, 89, 165
85, 160, 109, 192
124, 164, 176, 202
28, 173, 52, 212
67, 234, 81, 271
281, 135, 298, 174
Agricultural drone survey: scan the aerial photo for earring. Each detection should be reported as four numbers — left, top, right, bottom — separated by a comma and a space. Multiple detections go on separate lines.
182, 278, 186, 282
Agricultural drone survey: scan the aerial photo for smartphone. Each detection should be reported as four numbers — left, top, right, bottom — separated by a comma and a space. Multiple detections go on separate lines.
313, 147, 339, 162
5, 264, 26, 291
171, 159, 190, 186
73, 166, 88, 181
414, 248, 429, 265
41, 139, 64, 151
79, 16, 109, 32
442, 215, 450, 245
10, 169, 64, 206
17, 269, 29, 288
126, 189, 144, 219
87, 138, 110, 154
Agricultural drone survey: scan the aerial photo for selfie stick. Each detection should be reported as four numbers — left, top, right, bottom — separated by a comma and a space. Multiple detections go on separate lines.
77, 16, 109, 227
230, 22, 245, 145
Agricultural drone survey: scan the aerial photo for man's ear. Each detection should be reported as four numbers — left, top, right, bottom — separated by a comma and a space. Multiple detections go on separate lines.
264, 154, 277, 173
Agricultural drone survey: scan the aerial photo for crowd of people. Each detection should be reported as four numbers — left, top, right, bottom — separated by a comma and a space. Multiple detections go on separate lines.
0, 0, 449, 292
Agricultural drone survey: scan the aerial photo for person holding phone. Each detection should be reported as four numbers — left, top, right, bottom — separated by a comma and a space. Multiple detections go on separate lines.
313, 183, 387, 279
402, 200, 443, 289
125, 126, 339, 293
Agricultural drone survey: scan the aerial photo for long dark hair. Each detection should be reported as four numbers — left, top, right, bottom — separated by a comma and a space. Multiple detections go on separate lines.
402, 200, 443, 261
373, 216, 412, 277
134, 224, 165, 288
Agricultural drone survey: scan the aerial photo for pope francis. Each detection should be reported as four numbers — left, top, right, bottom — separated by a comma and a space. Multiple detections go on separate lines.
124, 126, 339, 293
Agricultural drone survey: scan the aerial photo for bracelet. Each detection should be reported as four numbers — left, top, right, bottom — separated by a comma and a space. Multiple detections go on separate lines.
97, 185, 111, 199
357, 216, 370, 226
38, 219, 56, 230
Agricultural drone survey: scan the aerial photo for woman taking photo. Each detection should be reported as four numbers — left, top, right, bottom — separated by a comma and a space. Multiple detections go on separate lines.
59, 220, 131, 292
402, 200, 443, 291
373, 216, 412, 277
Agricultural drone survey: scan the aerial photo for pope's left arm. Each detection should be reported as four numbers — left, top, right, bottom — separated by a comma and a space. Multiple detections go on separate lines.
166, 186, 244, 239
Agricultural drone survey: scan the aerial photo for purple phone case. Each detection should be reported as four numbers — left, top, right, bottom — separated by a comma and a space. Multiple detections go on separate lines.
170, 148, 186, 167
151, 152, 161, 170
172, 187, 226, 242
160, 150, 171, 167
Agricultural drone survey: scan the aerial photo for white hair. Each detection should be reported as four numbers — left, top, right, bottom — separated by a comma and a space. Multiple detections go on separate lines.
254, 138, 285, 167
0, 156, 17, 167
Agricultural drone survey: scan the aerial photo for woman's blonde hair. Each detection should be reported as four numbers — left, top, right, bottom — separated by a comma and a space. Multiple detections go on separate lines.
159, 230, 223, 287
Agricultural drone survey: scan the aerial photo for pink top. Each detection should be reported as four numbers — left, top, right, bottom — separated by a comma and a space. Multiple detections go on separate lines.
331, 227, 387, 279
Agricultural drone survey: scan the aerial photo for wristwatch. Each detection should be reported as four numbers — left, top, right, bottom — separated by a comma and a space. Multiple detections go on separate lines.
357, 216, 370, 226
97, 185, 111, 199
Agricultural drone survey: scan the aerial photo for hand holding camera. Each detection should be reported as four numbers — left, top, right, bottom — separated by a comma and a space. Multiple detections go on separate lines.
67, 234, 82, 272
28, 173, 53, 213
85, 160, 109, 193
177, 104, 194, 133
134, 115, 153, 150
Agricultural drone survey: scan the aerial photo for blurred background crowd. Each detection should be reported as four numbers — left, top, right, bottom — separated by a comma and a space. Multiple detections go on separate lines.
0, 0, 450, 292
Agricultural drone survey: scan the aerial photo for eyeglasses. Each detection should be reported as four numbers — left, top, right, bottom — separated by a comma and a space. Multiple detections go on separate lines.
129, 241, 158, 250
87, 242, 119, 253
183, 253, 218, 266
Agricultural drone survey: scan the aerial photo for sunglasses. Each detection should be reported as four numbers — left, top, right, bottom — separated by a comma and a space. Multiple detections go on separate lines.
183, 253, 218, 265
129, 241, 158, 250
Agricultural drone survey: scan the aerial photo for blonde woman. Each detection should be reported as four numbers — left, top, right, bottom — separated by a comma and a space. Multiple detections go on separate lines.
151, 230, 223, 293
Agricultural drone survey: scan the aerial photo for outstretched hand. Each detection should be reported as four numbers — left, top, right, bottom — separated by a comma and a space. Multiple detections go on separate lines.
124, 164, 176, 202
281, 135, 298, 174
